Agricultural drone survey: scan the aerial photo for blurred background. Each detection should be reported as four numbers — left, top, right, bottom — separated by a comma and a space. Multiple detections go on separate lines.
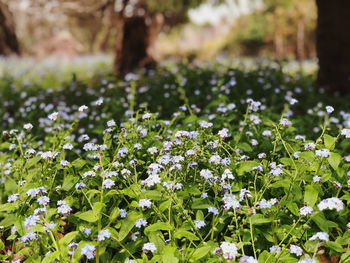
0, 0, 316, 63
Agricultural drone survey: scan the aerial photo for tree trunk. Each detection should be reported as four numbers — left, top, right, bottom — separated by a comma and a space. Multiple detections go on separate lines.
296, 20, 305, 61
316, 0, 350, 94
114, 13, 163, 74
0, 1, 19, 55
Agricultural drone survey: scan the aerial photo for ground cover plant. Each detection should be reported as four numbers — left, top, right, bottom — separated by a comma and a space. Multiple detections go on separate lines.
0, 61, 349, 262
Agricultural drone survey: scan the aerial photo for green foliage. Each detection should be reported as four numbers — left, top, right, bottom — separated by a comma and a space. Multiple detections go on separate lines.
0, 59, 349, 262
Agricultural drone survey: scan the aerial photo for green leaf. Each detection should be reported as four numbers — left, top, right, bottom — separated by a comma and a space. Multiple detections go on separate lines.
144, 222, 173, 235
162, 246, 179, 263
191, 199, 211, 209
174, 229, 199, 241
328, 152, 342, 170
141, 190, 162, 201
71, 158, 86, 169
59, 231, 79, 246
250, 214, 272, 225
312, 212, 338, 232
93, 202, 106, 217
286, 202, 299, 216
258, 250, 271, 263
0, 239, 4, 250
159, 199, 171, 212
304, 185, 318, 207
324, 134, 336, 150
191, 245, 212, 260
62, 174, 79, 191
237, 142, 253, 152
0, 203, 17, 212
237, 161, 259, 175
298, 152, 315, 162
75, 210, 98, 222
341, 251, 350, 262
41, 251, 60, 263
25, 156, 41, 169
118, 211, 142, 241
325, 241, 345, 253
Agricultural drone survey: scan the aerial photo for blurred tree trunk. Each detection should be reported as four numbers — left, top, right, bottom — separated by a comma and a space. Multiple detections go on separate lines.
296, 20, 305, 61
114, 13, 163, 74
316, 0, 350, 94
0, 1, 20, 55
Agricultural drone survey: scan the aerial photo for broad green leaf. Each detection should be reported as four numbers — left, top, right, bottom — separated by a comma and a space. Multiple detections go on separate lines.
162, 246, 179, 263
144, 222, 173, 235
312, 212, 338, 232
325, 241, 345, 253
258, 251, 272, 263
62, 174, 79, 191
0, 239, 4, 250
118, 211, 142, 241
71, 158, 86, 169
141, 190, 162, 200
324, 134, 336, 150
41, 251, 60, 263
59, 231, 79, 246
191, 199, 211, 209
25, 156, 41, 169
148, 231, 165, 253
196, 210, 204, 220
237, 142, 253, 152
328, 152, 342, 170
191, 245, 212, 260
93, 202, 106, 217
304, 185, 318, 207
159, 199, 171, 212
174, 229, 199, 241
286, 202, 299, 216
298, 152, 315, 162
75, 210, 98, 222
250, 214, 272, 225
0, 203, 17, 212
237, 161, 259, 175
341, 251, 350, 262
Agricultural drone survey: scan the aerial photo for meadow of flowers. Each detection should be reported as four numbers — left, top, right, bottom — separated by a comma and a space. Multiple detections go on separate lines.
0, 61, 349, 262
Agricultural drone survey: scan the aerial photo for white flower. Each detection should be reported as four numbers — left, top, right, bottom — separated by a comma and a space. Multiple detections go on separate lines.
135, 218, 147, 228
290, 244, 303, 256
98, 229, 111, 241
341, 128, 350, 138
315, 148, 330, 158
220, 242, 238, 260
223, 194, 241, 210
326, 106, 334, 114
309, 232, 329, 241
240, 256, 258, 263
200, 169, 213, 180
195, 220, 206, 229
81, 244, 95, 259
139, 199, 152, 209
78, 105, 88, 112
103, 179, 115, 189
317, 197, 344, 212
297, 259, 316, 263
299, 206, 313, 216
142, 242, 157, 253
270, 245, 281, 254
48, 112, 59, 121
280, 118, 291, 127
23, 123, 33, 130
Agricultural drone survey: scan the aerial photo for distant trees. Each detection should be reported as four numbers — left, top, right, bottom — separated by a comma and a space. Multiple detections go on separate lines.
61, 0, 205, 74
0, 1, 19, 55
232, 0, 316, 60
